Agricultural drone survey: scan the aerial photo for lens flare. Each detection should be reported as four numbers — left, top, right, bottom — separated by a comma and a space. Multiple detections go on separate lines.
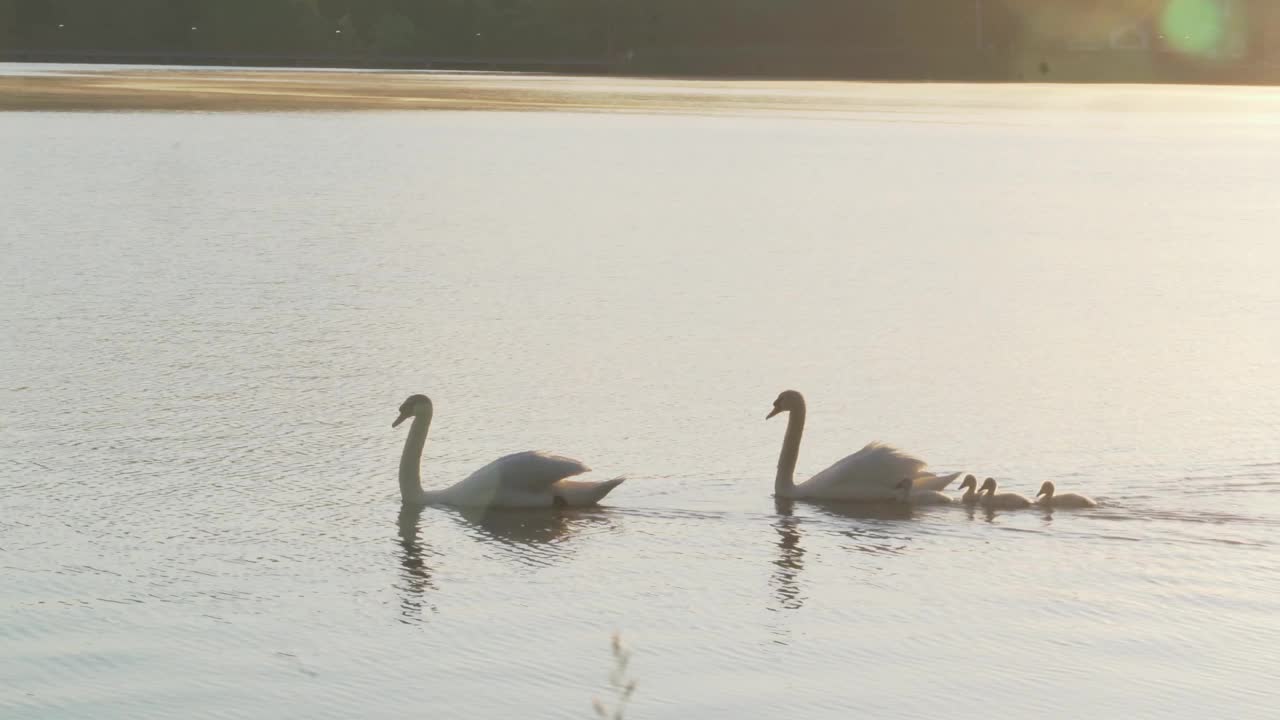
1161, 0, 1226, 57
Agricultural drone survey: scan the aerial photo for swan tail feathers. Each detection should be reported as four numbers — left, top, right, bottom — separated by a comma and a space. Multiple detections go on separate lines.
913, 470, 962, 492
593, 476, 626, 500
553, 477, 625, 506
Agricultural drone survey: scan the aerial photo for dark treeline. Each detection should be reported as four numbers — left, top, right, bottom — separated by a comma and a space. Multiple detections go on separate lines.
0, 1, 1011, 60
0, 0, 1274, 79
1, 0, 613, 58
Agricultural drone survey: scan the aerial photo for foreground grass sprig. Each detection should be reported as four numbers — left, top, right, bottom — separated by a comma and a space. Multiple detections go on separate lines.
593, 633, 637, 719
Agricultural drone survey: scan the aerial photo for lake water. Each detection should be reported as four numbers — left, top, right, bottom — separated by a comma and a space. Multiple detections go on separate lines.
3, 71, 1280, 719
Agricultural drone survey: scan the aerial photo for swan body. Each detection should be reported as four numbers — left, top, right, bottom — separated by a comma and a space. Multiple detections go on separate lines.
767, 390, 960, 502
956, 474, 980, 504
978, 477, 1032, 509
896, 477, 953, 505
1036, 481, 1097, 509
393, 394, 624, 509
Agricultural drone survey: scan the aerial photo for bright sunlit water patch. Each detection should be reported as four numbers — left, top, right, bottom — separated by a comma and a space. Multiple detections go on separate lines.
2, 74, 1280, 719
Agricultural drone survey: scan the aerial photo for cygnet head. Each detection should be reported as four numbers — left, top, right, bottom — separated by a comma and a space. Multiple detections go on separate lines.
393, 394, 433, 428
959, 474, 977, 491
979, 477, 998, 494
766, 390, 804, 420
1037, 481, 1056, 498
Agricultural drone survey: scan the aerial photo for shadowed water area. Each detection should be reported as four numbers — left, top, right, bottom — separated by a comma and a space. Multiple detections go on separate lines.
2, 67, 1279, 719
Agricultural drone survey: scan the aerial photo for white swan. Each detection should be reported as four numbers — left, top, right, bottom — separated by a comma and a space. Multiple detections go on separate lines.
767, 390, 960, 502
978, 477, 1032, 509
956, 474, 980, 504
896, 477, 953, 505
392, 394, 624, 508
1035, 481, 1097, 509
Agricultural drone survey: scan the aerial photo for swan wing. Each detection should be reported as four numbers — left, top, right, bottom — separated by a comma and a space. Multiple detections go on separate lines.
908, 489, 953, 505
462, 450, 591, 494
798, 442, 927, 500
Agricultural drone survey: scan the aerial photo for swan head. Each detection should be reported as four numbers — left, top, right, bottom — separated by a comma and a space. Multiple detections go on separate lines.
959, 474, 977, 491
393, 394, 433, 428
1037, 481, 1055, 498
979, 477, 997, 494
766, 390, 804, 419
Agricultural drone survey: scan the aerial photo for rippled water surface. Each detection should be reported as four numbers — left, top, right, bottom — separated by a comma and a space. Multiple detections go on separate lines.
3, 73, 1280, 719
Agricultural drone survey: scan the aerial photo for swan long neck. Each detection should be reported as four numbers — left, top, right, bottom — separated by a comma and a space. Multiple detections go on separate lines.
399, 411, 431, 505
775, 402, 806, 497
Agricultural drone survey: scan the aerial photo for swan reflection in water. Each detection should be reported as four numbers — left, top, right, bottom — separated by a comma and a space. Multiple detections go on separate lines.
451, 505, 618, 553
394, 505, 619, 621
771, 499, 807, 611
812, 500, 915, 558
396, 505, 438, 622
770, 499, 917, 613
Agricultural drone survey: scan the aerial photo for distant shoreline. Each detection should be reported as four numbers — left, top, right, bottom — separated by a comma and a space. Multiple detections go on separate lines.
5, 46, 1280, 87
0, 68, 636, 113
0, 50, 616, 76
5, 66, 1280, 115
